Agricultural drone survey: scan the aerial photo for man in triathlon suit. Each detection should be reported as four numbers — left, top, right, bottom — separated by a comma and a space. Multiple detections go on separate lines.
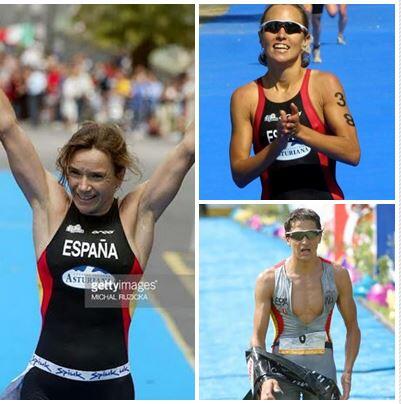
0, 88, 194, 399
250, 208, 360, 399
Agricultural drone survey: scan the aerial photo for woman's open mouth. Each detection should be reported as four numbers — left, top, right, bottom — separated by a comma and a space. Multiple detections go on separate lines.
273, 43, 290, 52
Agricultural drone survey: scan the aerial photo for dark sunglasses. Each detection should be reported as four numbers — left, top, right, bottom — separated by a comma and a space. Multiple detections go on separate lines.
285, 230, 322, 241
260, 19, 308, 35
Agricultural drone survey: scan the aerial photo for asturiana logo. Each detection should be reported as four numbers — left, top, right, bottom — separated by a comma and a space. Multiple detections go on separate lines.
62, 266, 115, 290
277, 139, 311, 161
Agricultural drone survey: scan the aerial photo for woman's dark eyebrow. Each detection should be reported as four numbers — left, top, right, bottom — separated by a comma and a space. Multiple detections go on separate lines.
68, 166, 106, 176
68, 166, 81, 173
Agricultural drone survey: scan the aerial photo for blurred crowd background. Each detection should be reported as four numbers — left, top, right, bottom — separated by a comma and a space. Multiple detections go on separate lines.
0, 4, 194, 139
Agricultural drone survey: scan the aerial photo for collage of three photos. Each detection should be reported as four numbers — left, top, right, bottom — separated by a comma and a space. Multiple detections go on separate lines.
0, 2, 397, 401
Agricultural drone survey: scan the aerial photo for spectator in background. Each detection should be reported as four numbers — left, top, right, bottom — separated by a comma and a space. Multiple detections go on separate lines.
146, 71, 163, 136
43, 55, 62, 123
159, 74, 188, 140
26, 66, 47, 126
0, 47, 193, 140
5, 60, 27, 120
108, 68, 131, 125
129, 65, 149, 135
61, 63, 94, 127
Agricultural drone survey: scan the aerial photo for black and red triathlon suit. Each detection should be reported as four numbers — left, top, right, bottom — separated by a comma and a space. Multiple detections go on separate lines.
252, 69, 344, 200
21, 199, 143, 399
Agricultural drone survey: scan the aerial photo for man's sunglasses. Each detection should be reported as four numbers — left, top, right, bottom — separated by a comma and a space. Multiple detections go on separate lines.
285, 230, 322, 241
260, 20, 308, 35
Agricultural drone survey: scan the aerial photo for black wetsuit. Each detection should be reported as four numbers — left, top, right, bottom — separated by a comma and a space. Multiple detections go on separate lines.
21, 199, 142, 399
252, 69, 344, 200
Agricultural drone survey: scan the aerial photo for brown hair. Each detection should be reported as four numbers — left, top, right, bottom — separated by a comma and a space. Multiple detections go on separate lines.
56, 121, 141, 185
258, 4, 310, 68
259, 4, 309, 28
284, 208, 322, 232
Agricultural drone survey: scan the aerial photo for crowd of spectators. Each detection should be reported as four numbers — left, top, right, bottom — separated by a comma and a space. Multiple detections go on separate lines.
0, 46, 193, 139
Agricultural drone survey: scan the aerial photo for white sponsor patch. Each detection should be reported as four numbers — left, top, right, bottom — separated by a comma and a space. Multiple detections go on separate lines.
66, 224, 84, 234
62, 265, 115, 290
264, 113, 279, 123
277, 139, 311, 161
279, 331, 326, 355
30, 353, 130, 381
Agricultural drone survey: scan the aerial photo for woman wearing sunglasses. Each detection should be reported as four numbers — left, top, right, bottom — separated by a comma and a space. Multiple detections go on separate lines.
249, 208, 360, 399
230, 4, 360, 200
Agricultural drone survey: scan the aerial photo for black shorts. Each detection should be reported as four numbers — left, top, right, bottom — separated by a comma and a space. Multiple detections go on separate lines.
312, 5, 324, 14
20, 367, 135, 400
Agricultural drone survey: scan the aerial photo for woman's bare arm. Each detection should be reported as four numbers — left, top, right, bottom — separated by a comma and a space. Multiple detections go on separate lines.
230, 84, 289, 188
286, 72, 360, 166
120, 121, 194, 268
0, 90, 69, 255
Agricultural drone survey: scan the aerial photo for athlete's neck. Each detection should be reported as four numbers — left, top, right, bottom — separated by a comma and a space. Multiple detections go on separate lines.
286, 255, 321, 275
264, 63, 305, 93
72, 197, 115, 216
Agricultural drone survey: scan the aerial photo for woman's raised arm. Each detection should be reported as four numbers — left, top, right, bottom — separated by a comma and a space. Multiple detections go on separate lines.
0, 89, 65, 210
137, 120, 195, 222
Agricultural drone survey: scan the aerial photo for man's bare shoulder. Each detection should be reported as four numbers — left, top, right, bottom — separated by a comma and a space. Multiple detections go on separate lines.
254, 266, 278, 301
256, 266, 277, 288
330, 261, 352, 290
331, 261, 349, 275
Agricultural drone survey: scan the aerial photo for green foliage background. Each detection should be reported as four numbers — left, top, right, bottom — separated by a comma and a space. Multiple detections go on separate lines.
75, 5, 194, 64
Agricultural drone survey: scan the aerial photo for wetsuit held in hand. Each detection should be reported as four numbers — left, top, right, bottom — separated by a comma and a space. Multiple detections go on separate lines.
245, 347, 340, 400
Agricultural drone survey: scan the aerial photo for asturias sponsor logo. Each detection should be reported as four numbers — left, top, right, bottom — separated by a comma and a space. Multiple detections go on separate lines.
277, 138, 311, 161
62, 266, 115, 290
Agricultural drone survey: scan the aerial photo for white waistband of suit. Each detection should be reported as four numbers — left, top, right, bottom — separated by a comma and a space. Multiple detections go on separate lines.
29, 354, 130, 382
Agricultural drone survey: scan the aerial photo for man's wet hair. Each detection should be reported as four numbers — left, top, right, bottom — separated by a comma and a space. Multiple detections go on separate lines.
284, 208, 322, 232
